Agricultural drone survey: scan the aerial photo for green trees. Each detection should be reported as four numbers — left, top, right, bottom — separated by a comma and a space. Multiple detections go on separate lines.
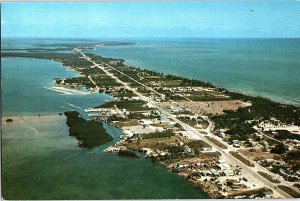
141, 130, 175, 139
284, 150, 300, 166
64, 77, 96, 89
274, 130, 300, 141
64, 111, 113, 149
270, 143, 286, 154
96, 100, 146, 111
6, 119, 13, 123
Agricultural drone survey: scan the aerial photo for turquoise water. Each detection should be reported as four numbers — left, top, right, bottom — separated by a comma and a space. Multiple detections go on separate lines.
89, 38, 300, 106
2, 115, 206, 200
2, 57, 112, 116
1, 57, 208, 199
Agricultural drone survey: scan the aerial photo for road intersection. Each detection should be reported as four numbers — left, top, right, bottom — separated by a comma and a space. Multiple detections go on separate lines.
76, 48, 298, 198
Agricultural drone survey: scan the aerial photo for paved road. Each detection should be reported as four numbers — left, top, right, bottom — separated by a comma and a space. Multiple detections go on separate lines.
76, 48, 297, 198
87, 75, 100, 91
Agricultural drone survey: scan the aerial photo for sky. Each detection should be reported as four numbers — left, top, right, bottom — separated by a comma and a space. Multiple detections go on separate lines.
2, 1, 300, 38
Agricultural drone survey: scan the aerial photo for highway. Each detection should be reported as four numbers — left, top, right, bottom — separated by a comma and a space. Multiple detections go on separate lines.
75, 48, 298, 198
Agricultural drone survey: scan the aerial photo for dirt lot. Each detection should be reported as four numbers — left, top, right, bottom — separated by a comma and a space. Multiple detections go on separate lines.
115, 120, 140, 127
240, 148, 280, 161
159, 100, 251, 115
122, 136, 187, 150
164, 154, 220, 168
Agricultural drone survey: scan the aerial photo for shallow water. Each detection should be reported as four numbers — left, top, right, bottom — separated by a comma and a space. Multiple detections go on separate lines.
1, 57, 209, 199
2, 115, 208, 200
1, 57, 112, 116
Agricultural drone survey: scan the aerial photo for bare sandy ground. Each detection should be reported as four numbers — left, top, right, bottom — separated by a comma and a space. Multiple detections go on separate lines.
160, 100, 251, 115
44, 86, 94, 95
240, 148, 280, 161
259, 122, 300, 134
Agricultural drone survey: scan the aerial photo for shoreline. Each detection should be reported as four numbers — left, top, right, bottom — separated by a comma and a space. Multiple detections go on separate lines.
2, 114, 210, 199
3, 52, 300, 110
2, 49, 300, 199
157, 158, 215, 198
1, 57, 212, 199
106, 124, 273, 199
91, 47, 300, 108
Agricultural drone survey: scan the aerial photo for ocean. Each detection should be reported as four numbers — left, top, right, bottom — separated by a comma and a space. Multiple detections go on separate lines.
88, 38, 300, 106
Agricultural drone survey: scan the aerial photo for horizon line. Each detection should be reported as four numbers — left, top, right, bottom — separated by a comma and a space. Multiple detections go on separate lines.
2, 36, 300, 39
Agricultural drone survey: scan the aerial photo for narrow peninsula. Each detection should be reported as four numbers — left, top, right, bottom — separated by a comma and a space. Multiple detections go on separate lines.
2, 44, 300, 199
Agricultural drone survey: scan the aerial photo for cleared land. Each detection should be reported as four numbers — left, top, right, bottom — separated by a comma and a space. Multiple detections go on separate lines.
240, 148, 278, 161
175, 100, 251, 115
121, 135, 186, 150
115, 120, 140, 127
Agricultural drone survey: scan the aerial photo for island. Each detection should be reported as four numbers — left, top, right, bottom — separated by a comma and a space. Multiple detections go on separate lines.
64, 111, 113, 149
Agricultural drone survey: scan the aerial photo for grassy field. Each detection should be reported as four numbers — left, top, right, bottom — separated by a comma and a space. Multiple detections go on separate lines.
141, 130, 175, 139
115, 120, 140, 127
97, 100, 147, 111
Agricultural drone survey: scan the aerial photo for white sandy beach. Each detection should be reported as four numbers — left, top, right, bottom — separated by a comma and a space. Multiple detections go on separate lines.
44, 86, 95, 95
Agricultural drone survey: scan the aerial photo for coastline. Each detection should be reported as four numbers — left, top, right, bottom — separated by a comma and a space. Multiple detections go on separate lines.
2, 115, 209, 199
90, 38, 300, 107
3, 52, 300, 110
107, 125, 275, 199
1, 57, 209, 199
2, 48, 300, 199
